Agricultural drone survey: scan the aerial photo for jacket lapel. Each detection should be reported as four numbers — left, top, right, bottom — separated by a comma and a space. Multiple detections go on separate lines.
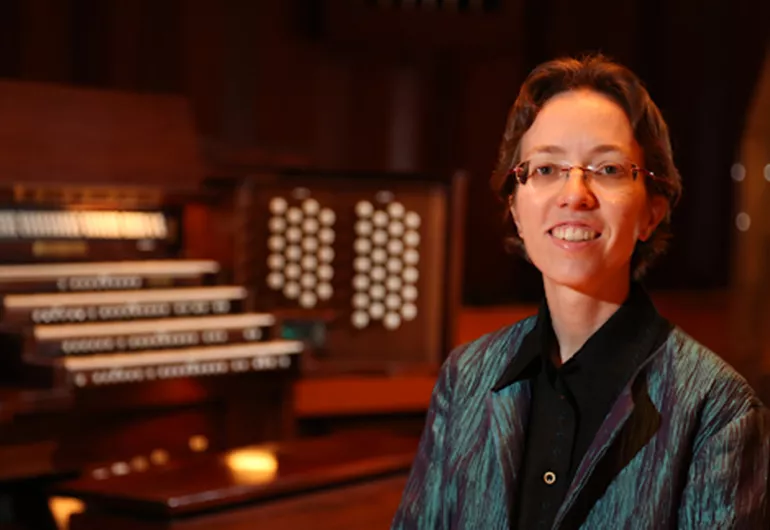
552, 372, 662, 529
488, 379, 532, 527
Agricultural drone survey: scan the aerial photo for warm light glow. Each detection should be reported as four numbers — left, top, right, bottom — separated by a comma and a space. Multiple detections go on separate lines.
150, 449, 169, 465
736, 212, 751, 232
225, 448, 278, 484
189, 435, 209, 452
48, 496, 85, 530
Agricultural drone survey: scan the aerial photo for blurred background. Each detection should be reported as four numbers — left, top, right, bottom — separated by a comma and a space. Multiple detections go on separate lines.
0, 1, 767, 528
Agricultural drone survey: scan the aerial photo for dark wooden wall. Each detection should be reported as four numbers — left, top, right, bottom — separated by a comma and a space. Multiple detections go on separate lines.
0, 0, 767, 304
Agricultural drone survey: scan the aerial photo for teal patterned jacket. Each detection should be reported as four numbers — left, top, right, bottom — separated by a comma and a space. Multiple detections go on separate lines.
392, 319, 770, 529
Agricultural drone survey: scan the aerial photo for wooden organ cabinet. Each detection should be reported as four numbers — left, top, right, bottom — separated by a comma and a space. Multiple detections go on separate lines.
0, 81, 459, 529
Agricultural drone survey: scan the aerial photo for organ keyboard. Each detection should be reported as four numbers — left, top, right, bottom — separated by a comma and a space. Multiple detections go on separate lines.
0, 260, 220, 293
0, 260, 302, 390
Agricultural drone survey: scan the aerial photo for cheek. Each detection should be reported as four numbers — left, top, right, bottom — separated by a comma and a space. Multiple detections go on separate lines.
512, 192, 547, 237
605, 195, 648, 242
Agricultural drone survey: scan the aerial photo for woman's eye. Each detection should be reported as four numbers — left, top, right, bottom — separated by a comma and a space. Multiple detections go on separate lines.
532, 164, 557, 176
597, 163, 624, 176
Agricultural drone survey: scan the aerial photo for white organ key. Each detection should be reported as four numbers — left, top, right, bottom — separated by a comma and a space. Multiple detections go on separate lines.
369, 284, 385, 300
354, 257, 371, 273
372, 230, 388, 246
352, 292, 369, 309
354, 238, 372, 254
301, 255, 318, 270
302, 218, 319, 234
0, 260, 220, 282
0, 211, 17, 238
403, 249, 420, 265
351, 310, 369, 329
269, 216, 287, 233
386, 275, 402, 291
300, 273, 317, 289
404, 211, 421, 229
355, 220, 372, 237
317, 264, 334, 281
388, 221, 404, 238
268, 236, 286, 252
302, 198, 320, 216
371, 248, 387, 264
318, 246, 335, 263
318, 228, 335, 245
403, 267, 419, 283
267, 254, 285, 270
285, 263, 301, 280
371, 266, 386, 282
316, 282, 333, 300
62, 340, 303, 372
369, 302, 385, 319
269, 197, 288, 215
318, 208, 336, 226
5, 285, 246, 310
33, 314, 277, 339
299, 291, 317, 308
149, 212, 168, 239
118, 212, 140, 239
302, 237, 319, 253
287, 207, 303, 225
56, 212, 80, 238
383, 312, 401, 330
404, 230, 421, 247
355, 201, 374, 218
372, 210, 389, 228
352, 274, 369, 291
285, 245, 302, 262
387, 202, 405, 218
385, 293, 401, 310
283, 282, 301, 299
401, 302, 418, 321
286, 226, 302, 243
402, 284, 418, 302
16, 212, 38, 237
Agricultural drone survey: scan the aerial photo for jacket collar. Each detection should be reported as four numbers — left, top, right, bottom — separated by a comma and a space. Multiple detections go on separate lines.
487, 283, 673, 528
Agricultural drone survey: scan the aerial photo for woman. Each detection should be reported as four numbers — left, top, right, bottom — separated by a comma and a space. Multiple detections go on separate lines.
392, 55, 769, 529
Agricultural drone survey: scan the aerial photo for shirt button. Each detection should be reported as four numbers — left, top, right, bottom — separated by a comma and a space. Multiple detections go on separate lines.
543, 471, 557, 485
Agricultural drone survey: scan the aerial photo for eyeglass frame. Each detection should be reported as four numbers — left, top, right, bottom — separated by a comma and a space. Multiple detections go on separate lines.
507, 159, 663, 188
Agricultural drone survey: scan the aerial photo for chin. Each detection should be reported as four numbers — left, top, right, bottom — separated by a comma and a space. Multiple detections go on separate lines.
539, 263, 614, 294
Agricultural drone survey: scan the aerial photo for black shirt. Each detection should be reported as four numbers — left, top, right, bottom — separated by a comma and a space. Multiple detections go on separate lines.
492, 283, 670, 530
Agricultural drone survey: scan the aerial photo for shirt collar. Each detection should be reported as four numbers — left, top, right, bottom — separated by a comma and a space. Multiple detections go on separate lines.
492, 282, 667, 392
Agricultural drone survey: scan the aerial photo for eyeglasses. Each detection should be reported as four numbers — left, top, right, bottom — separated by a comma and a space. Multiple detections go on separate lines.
508, 160, 661, 191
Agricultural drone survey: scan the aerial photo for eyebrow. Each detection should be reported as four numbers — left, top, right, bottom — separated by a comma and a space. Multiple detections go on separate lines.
526, 144, 629, 157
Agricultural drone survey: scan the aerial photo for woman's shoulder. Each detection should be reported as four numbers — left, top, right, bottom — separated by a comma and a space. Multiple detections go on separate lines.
438, 315, 537, 392
655, 326, 766, 421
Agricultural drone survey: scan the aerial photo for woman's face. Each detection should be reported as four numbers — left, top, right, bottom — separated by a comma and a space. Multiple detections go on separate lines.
511, 89, 667, 296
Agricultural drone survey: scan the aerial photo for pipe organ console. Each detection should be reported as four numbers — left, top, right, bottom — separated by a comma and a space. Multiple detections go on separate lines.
0, 80, 455, 528
0, 197, 307, 530
233, 169, 467, 378
0, 81, 315, 529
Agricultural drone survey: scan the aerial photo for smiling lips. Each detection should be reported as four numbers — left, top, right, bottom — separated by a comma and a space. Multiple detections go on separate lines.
549, 224, 601, 242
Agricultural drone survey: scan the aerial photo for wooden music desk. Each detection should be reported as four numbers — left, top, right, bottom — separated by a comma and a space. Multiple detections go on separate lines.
56, 432, 417, 530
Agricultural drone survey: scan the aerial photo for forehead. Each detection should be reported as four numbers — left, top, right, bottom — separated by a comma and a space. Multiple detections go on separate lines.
520, 89, 639, 159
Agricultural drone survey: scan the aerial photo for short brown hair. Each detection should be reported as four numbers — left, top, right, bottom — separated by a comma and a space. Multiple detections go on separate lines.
490, 54, 682, 279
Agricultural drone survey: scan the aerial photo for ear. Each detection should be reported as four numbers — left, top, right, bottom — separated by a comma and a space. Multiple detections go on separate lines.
509, 198, 524, 237
640, 195, 668, 242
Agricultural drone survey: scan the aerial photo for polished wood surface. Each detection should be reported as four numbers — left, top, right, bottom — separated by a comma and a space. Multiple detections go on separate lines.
68, 473, 408, 530
0, 80, 203, 189
294, 375, 436, 418
55, 432, 417, 518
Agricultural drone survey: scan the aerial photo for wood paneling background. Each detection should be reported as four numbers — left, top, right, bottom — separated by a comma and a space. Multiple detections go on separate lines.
0, 0, 767, 305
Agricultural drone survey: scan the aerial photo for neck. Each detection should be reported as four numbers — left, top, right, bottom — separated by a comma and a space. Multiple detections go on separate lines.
543, 276, 631, 365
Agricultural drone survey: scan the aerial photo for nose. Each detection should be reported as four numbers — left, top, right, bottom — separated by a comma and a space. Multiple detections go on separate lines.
557, 167, 597, 210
